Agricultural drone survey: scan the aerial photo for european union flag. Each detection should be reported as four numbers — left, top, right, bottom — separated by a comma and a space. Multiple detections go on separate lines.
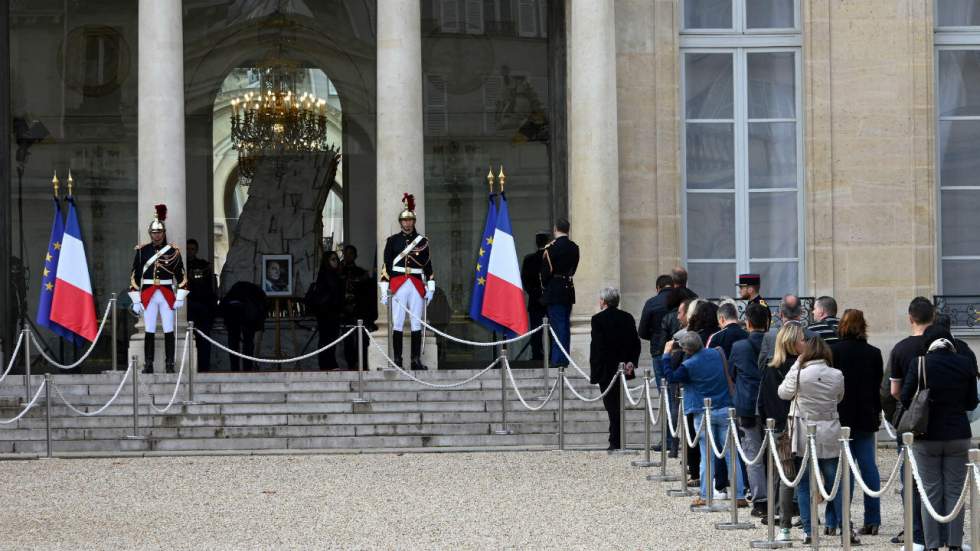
35, 196, 77, 344
468, 193, 507, 333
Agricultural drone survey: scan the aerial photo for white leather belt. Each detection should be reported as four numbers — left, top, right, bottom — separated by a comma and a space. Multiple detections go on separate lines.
392, 267, 423, 275
142, 279, 174, 285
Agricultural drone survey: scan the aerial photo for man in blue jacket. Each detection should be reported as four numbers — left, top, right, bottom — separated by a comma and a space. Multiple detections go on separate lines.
729, 302, 770, 518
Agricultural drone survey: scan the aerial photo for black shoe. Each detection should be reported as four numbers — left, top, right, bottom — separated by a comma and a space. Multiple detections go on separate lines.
750, 504, 766, 518
824, 527, 838, 536
859, 524, 878, 536
143, 362, 154, 374
668, 450, 678, 459
393, 356, 404, 369
687, 478, 700, 487
890, 530, 904, 544
165, 362, 175, 374
411, 358, 428, 371
793, 518, 803, 528
845, 531, 860, 545
652, 443, 664, 452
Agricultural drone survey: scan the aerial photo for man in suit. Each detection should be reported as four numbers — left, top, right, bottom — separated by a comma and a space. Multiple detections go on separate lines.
589, 287, 641, 451
521, 232, 551, 360
540, 218, 580, 367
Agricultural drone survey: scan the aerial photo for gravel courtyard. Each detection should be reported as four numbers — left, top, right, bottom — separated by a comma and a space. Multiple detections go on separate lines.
0, 449, 929, 549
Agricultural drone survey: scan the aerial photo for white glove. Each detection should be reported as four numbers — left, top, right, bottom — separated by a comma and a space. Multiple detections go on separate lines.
131, 302, 143, 315
378, 281, 389, 305
173, 300, 184, 310
425, 280, 435, 304
128, 291, 142, 315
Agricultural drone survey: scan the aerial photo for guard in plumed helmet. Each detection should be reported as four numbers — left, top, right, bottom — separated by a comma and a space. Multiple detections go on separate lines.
379, 193, 435, 370
129, 205, 188, 374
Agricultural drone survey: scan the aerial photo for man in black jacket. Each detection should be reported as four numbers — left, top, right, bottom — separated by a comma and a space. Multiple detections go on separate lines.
729, 303, 769, 518
521, 232, 550, 360
589, 287, 641, 451
709, 302, 748, 357
638, 275, 674, 368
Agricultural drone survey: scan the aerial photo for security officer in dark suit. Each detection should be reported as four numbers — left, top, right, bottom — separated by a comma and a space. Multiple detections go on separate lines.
186, 239, 217, 372
521, 232, 550, 360
540, 218, 579, 368
737, 273, 770, 327
589, 287, 641, 450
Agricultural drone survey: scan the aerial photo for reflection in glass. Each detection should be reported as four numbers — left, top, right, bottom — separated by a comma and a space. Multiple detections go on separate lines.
686, 123, 735, 189
748, 122, 796, 188
687, 262, 737, 299
937, 0, 980, 27
685, 53, 734, 119
684, 0, 734, 29
943, 259, 980, 294
686, 193, 736, 259
939, 120, 980, 188
746, 0, 796, 29
747, 52, 795, 119
749, 261, 798, 297
941, 190, 980, 257
749, 192, 798, 258
938, 51, 980, 118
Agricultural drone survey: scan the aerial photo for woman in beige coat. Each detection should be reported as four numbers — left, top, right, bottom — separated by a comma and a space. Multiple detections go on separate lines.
778, 336, 850, 544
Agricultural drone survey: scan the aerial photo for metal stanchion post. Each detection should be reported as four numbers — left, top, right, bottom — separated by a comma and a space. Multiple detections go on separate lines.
353, 320, 368, 404
717, 408, 753, 529
556, 365, 565, 451
125, 356, 145, 440
44, 374, 52, 459
903, 432, 914, 551
542, 317, 550, 372
648, 382, 680, 482
22, 327, 31, 405
808, 423, 820, 550
182, 324, 203, 405
633, 368, 655, 467
611, 365, 637, 455
538, 318, 550, 400
494, 346, 512, 435
751, 418, 790, 548
840, 426, 852, 551
668, 388, 695, 496
693, 398, 728, 512
110, 293, 118, 372
969, 449, 980, 551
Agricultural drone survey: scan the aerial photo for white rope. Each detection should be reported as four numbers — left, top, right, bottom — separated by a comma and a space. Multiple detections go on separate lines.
391, 297, 541, 347
196, 326, 356, 364
619, 372, 643, 407
683, 408, 706, 449
644, 380, 660, 427
145, 332, 190, 413
664, 389, 681, 438
881, 411, 897, 439
705, 412, 730, 459
549, 326, 591, 380
30, 302, 113, 369
768, 430, 811, 488
561, 373, 618, 403
503, 358, 559, 411
728, 418, 770, 466
0, 379, 46, 425
53, 363, 132, 417
0, 331, 24, 386
908, 446, 972, 524
365, 332, 501, 389
808, 437, 844, 501
842, 439, 904, 498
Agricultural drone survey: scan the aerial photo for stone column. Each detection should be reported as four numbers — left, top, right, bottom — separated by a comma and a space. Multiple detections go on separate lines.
138, 0, 186, 248
567, 0, 621, 363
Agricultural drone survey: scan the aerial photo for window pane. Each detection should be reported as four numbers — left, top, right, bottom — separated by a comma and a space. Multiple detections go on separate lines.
749, 191, 798, 258
685, 53, 734, 119
747, 52, 796, 119
939, 120, 980, 187
684, 0, 733, 29
750, 261, 798, 298
937, 0, 980, 27
746, 0, 795, 29
942, 259, 980, 294
748, 122, 797, 188
687, 263, 737, 299
687, 193, 736, 259
942, 190, 980, 257
938, 50, 980, 118
687, 123, 735, 189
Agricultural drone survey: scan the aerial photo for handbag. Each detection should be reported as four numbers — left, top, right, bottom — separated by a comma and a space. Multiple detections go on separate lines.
776, 429, 797, 479
896, 356, 930, 436
716, 347, 735, 397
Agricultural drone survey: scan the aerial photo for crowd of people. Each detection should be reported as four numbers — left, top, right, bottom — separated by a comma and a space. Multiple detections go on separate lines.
589, 267, 980, 549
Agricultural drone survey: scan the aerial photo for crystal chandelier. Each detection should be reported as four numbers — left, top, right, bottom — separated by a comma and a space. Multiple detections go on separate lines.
229, 64, 329, 185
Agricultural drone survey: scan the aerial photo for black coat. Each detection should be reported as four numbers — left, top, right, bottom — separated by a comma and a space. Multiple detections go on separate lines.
221, 281, 267, 330
589, 306, 641, 387
637, 287, 672, 358
901, 347, 978, 441
313, 267, 344, 320
831, 338, 883, 433
709, 323, 749, 359
757, 355, 796, 432
520, 249, 545, 308
540, 236, 579, 306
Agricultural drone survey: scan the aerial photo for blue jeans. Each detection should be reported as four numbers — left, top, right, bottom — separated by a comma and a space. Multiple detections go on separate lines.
694, 408, 745, 499
798, 456, 844, 535
547, 303, 572, 367
850, 431, 882, 526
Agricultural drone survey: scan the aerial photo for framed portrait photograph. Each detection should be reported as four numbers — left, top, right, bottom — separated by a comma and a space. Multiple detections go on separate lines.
261, 254, 293, 297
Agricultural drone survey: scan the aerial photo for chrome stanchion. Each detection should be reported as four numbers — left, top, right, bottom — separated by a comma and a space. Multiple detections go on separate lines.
808, 423, 820, 550
648, 382, 680, 481
751, 418, 791, 548
633, 369, 656, 467
717, 408, 753, 529
43, 374, 52, 459
556, 365, 565, 451
110, 293, 118, 372
125, 356, 145, 440
538, 318, 550, 400
182, 324, 203, 405
22, 327, 31, 405
969, 449, 980, 551
693, 398, 728, 512
353, 320, 369, 404
668, 387, 696, 496
611, 365, 637, 455
840, 426, 852, 551
903, 432, 914, 551
494, 346, 512, 435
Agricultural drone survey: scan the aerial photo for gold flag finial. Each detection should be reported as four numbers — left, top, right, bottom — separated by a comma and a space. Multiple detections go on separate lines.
498, 165, 506, 192
486, 166, 495, 193
67, 169, 74, 196
52, 170, 59, 197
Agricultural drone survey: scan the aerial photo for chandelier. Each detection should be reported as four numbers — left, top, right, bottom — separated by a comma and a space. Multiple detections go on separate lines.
229, 64, 329, 185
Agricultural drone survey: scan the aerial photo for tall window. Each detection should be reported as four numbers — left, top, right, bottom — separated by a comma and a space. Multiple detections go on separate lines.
935, 2, 980, 294
681, 0, 803, 298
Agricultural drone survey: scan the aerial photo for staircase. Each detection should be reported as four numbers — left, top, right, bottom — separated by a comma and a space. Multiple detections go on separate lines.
0, 369, 655, 455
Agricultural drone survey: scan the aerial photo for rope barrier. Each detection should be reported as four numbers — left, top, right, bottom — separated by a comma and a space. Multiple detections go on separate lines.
908, 445, 972, 524
30, 302, 113, 370
682, 408, 706, 450
0, 330, 24, 386
53, 363, 132, 417
728, 417, 769, 466
663, 387, 680, 438
196, 326, 356, 364
768, 429, 810, 488
808, 437, 845, 501
549, 326, 591, 381
144, 332, 190, 413
842, 437, 904, 498
502, 358, 559, 411
704, 412, 730, 459
391, 298, 542, 347
365, 332, 501, 389
881, 411, 898, 439
561, 374, 617, 403
619, 372, 643, 407
0, 380, 46, 425
644, 380, 660, 427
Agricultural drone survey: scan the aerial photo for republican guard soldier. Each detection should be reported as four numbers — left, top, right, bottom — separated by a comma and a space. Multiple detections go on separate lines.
540, 218, 579, 367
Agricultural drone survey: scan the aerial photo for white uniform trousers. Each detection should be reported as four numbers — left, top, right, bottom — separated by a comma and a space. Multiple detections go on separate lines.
144, 289, 175, 334
391, 282, 424, 332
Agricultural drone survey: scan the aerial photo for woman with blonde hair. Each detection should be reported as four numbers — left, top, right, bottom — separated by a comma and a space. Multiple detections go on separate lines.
757, 322, 805, 541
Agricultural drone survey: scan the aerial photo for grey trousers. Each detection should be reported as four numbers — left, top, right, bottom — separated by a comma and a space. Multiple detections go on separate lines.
739, 419, 767, 504
913, 438, 971, 549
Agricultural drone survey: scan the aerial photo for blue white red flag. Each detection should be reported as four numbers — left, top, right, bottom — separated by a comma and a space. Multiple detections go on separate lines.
469, 193, 508, 333
481, 193, 529, 335
36, 197, 78, 344
50, 197, 98, 342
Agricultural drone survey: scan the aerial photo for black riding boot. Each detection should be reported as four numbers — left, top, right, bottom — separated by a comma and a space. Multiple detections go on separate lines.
392, 330, 404, 368
410, 331, 428, 371
143, 332, 155, 374
164, 331, 175, 374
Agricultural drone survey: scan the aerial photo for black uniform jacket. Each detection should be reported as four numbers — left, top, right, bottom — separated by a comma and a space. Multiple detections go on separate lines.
381, 230, 434, 283
539, 235, 579, 306
130, 242, 187, 293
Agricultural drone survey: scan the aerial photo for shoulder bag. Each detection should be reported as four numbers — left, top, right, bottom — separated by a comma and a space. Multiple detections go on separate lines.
896, 356, 930, 436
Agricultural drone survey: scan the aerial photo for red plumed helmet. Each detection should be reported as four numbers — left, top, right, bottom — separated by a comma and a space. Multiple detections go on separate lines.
399, 193, 417, 221
148, 204, 167, 232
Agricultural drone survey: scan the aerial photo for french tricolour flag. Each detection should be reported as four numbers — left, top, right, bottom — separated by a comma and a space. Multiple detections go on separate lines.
480, 193, 529, 335
50, 197, 98, 342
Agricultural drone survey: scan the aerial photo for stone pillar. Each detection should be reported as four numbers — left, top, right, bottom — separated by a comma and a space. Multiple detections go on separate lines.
138, 0, 186, 247
567, 0, 620, 365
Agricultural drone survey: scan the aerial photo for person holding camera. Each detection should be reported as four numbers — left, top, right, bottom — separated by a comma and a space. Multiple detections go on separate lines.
589, 287, 640, 451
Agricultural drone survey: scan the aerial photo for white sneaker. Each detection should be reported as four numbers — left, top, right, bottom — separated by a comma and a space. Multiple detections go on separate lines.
715, 491, 728, 500
912, 544, 925, 551
776, 529, 791, 542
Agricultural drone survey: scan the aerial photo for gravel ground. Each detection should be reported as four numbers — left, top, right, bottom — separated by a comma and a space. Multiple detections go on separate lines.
0, 448, 948, 550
